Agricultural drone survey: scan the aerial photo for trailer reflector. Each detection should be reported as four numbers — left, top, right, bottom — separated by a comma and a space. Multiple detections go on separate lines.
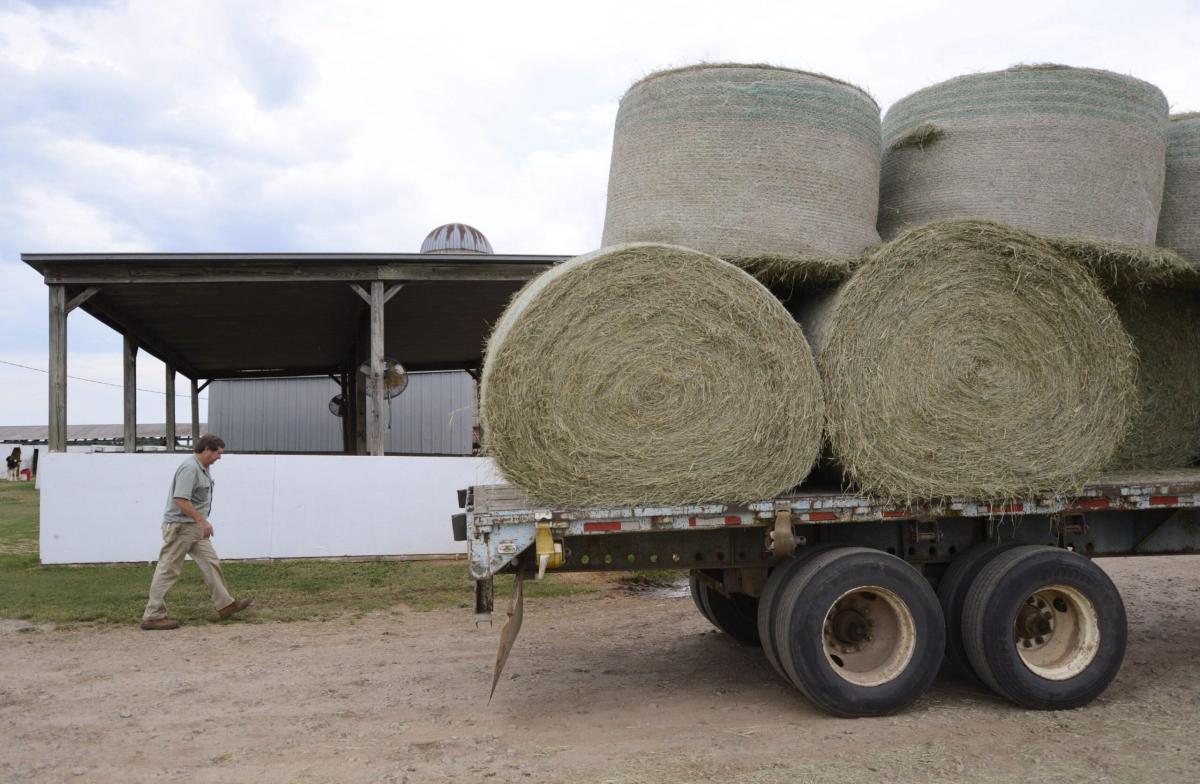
1150, 496, 1179, 506
1075, 498, 1111, 510
583, 521, 622, 532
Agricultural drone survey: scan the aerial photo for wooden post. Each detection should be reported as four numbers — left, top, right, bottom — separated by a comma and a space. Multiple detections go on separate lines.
339, 369, 352, 454
367, 281, 386, 456
165, 364, 176, 452
123, 335, 137, 453
48, 285, 67, 452
191, 378, 201, 447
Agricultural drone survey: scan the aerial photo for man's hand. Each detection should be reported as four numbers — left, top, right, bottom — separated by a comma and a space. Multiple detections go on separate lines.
201, 520, 214, 538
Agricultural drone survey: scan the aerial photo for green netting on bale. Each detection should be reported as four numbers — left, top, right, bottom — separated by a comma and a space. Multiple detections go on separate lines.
1157, 113, 1200, 265
602, 64, 882, 268
879, 65, 1169, 246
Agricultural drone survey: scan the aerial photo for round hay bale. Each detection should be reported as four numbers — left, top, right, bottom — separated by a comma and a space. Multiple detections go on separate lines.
1106, 286, 1200, 470
879, 65, 1169, 244
812, 220, 1136, 500
1157, 113, 1200, 263
601, 64, 882, 269
480, 243, 825, 508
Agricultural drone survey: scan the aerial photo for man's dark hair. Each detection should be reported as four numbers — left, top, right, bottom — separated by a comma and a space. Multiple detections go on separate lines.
194, 434, 226, 454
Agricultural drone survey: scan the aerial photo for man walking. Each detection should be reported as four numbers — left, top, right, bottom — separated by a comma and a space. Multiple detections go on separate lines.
140, 434, 253, 630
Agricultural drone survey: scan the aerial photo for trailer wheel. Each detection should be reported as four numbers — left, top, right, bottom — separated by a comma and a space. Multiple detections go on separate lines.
962, 545, 1127, 710
688, 571, 717, 625
757, 544, 843, 681
937, 541, 1024, 680
774, 547, 945, 717
689, 571, 759, 644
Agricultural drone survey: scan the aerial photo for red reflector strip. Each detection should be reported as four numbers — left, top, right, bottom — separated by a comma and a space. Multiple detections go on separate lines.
584, 521, 622, 532
1075, 498, 1110, 510
688, 516, 742, 527
988, 503, 1024, 514
806, 511, 838, 522
1150, 496, 1179, 507
882, 510, 909, 519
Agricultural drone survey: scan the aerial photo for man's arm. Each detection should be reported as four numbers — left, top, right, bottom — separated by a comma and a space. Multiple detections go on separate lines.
174, 498, 214, 538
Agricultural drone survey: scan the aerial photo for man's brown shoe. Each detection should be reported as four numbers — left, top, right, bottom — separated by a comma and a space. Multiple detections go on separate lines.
218, 598, 254, 620
140, 618, 181, 630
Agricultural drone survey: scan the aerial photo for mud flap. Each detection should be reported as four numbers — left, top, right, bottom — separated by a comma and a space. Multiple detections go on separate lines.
489, 569, 525, 702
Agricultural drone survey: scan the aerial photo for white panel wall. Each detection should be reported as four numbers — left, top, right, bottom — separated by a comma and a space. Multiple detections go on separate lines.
38, 452, 503, 564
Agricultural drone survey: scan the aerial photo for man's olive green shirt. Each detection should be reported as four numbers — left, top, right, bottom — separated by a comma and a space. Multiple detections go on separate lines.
162, 455, 213, 524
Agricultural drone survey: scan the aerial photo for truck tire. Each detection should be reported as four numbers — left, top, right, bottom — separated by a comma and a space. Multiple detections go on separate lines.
937, 541, 1024, 680
962, 545, 1127, 710
774, 547, 945, 717
757, 544, 843, 681
690, 571, 759, 644
688, 571, 717, 625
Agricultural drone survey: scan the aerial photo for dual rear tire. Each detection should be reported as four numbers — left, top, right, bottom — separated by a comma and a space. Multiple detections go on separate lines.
956, 545, 1127, 710
762, 547, 945, 717
693, 543, 1127, 716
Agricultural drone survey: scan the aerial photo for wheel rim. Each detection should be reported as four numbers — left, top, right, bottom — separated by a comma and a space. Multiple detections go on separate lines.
821, 586, 917, 687
1012, 584, 1100, 680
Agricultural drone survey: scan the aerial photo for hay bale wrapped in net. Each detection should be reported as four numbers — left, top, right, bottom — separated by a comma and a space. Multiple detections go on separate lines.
481, 243, 825, 508
808, 220, 1136, 500
879, 65, 1169, 244
1106, 286, 1200, 469
601, 64, 881, 280
1157, 113, 1200, 264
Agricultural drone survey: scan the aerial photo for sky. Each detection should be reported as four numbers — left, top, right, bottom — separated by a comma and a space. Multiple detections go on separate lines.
0, 0, 1197, 427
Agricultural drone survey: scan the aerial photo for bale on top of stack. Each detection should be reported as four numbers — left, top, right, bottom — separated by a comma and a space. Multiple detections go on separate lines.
1157, 113, 1200, 267
603, 63, 882, 286
879, 64, 1169, 248
480, 243, 825, 508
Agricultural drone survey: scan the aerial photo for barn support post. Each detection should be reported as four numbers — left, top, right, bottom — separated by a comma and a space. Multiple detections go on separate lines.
123, 335, 137, 453
368, 280, 386, 456
48, 285, 67, 452
339, 368, 353, 454
191, 378, 201, 446
165, 364, 176, 452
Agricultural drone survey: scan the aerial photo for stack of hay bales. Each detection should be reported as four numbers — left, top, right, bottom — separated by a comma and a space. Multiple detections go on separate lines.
482, 63, 881, 506
482, 61, 1196, 508
603, 64, 882, 286
875, 64, 1197, 474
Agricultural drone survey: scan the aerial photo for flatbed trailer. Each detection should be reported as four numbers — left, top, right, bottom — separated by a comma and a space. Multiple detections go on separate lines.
455, 469, 1200, 716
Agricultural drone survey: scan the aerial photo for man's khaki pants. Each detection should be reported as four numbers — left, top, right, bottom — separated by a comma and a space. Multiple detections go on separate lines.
143, 522, 234, 621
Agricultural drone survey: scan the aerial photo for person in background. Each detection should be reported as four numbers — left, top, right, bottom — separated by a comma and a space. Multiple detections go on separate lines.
140, 434, 253, 630
5, 447, 20, 481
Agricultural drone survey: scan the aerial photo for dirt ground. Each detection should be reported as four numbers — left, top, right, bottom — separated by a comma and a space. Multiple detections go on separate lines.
3, 556, 1200, 784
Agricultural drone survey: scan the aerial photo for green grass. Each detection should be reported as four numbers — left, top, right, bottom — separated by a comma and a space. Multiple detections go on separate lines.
0, 482, 597, 627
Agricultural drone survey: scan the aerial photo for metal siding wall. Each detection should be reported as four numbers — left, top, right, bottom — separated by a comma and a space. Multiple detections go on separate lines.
210, 378, 342, 452
385, 371, 474, 454
210, 372, 475, 455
